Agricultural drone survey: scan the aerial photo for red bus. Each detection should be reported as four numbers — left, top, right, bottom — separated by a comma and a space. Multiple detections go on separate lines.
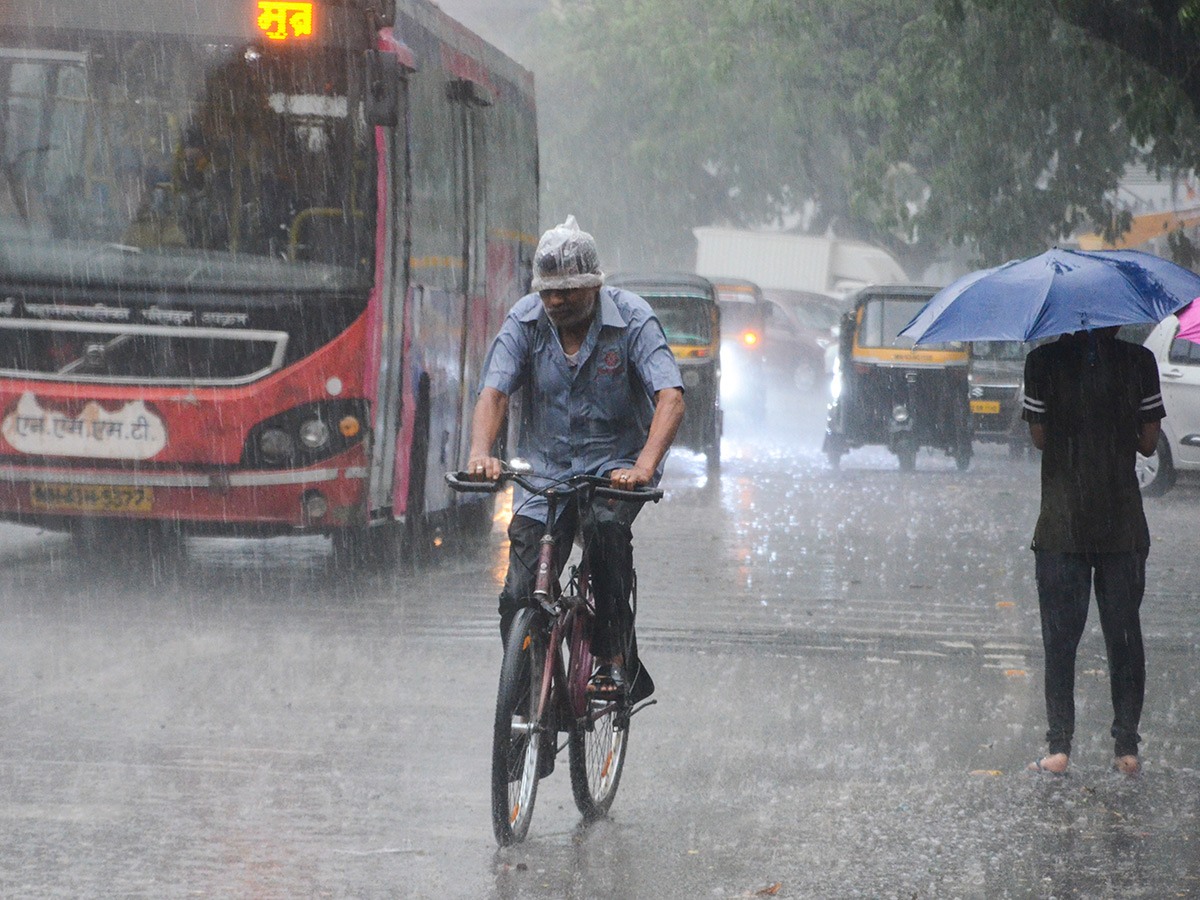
0, 0, 538, 558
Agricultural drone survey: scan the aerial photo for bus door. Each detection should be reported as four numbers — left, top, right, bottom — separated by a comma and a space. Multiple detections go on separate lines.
390, 73, 490, 521
366, 45, 413, 516
360, 38, 417, 518
449, 78, 491, 479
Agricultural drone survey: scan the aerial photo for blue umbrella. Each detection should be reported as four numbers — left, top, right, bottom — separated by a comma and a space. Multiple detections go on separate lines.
900, 248, 1200, 344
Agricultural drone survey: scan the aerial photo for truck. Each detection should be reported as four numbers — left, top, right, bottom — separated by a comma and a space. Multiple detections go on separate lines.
693, 227, 908, 298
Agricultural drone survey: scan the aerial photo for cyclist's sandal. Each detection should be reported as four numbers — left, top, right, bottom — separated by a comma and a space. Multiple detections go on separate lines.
586, 663, 629, 699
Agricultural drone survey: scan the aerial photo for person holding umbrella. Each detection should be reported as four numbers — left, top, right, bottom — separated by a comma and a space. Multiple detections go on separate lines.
1021, 326, 1162, 776
900, 247, 1200, 777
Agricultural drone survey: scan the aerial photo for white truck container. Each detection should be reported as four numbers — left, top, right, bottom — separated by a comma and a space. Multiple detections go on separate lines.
693, 227, 908, 297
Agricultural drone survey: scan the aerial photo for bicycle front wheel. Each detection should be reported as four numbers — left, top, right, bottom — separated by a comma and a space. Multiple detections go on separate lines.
492, 607, 546, 846
568, 690, 629, 819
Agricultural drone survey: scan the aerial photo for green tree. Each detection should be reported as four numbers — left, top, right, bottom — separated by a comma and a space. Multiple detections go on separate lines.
857, 2, 1154, 265
537, 0, 808, 269
536, 0, 1196, 275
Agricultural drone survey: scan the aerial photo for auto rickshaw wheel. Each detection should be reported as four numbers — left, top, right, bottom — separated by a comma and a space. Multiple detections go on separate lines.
706, 442, 721, 475
954, 447, 972, 472
895, 438, 917, 472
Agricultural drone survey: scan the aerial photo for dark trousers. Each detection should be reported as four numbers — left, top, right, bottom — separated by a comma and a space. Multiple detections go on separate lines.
499, 498, 640, 661
1035, 550, 1147, 758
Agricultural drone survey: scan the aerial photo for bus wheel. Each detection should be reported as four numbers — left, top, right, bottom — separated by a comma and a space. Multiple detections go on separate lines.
331, 525, 398, 571
71, 519, 184, 571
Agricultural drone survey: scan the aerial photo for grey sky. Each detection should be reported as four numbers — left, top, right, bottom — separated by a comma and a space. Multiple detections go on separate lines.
429, 0, 545, 63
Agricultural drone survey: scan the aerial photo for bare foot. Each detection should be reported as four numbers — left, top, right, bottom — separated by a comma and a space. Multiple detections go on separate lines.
1114, 755, 1140, 775
1027, 752, 1069, 774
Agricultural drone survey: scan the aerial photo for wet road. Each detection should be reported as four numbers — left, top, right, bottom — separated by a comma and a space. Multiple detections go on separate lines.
4, 385, 1200, 898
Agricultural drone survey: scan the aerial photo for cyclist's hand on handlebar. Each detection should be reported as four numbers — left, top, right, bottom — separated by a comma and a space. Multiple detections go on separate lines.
608, 465, 653, 489
466, 455, 503, 481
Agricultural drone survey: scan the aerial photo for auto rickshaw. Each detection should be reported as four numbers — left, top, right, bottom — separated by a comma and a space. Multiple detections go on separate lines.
607, 272, 722, 471
824, 284, 972, 471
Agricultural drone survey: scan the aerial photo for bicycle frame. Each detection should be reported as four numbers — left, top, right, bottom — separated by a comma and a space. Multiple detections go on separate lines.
529, 488, 610, 747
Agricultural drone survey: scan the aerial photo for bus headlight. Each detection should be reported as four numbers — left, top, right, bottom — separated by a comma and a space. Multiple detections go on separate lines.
299, 418, 331, 450
259, 428, 294, 463
242, 399, 370, 469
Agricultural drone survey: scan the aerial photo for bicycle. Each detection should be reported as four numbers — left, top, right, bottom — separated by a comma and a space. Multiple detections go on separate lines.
446, 463, 663, 846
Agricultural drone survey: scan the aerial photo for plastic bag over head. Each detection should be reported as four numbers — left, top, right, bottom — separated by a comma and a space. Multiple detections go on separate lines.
531, 215, 603, 291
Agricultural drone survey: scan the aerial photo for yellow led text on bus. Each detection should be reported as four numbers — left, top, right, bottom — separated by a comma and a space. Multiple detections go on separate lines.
257, 1, 314, 41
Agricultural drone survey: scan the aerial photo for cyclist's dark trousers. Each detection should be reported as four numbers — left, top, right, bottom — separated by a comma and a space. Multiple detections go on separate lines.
1035, 550, 1147, 759
499, 499, 640, 661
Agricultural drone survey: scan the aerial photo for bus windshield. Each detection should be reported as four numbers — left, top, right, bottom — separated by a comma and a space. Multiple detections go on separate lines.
0, 35, 374, 291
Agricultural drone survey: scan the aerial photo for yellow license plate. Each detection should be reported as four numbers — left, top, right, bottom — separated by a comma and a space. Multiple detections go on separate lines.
970, 400, 1001, 414
30, 484, 154, 513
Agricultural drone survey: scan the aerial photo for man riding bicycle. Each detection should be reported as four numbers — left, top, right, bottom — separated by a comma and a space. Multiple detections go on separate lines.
466, 215, 685, 702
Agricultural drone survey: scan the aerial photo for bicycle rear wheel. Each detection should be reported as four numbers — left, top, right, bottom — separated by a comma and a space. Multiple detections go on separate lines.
491, 607, 546, 845
569, 695, 629, 818
567, 610, 629, 819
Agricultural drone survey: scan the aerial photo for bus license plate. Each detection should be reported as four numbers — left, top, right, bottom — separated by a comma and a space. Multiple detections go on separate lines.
30, 484, 154, 513
970, 400, 1001, 414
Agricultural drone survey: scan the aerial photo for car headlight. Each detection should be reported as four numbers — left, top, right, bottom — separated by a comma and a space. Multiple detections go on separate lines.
259, 428, 294, 463
298, 418, 331, 450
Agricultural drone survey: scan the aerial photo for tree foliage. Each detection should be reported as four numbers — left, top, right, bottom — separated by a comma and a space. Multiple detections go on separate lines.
535, 0, 1200, 275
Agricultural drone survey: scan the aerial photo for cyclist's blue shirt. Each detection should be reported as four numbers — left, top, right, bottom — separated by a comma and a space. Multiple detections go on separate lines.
480, 285, 683, 522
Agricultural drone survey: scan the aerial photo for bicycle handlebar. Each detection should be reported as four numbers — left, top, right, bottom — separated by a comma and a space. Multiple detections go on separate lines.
444, 469, 664, 504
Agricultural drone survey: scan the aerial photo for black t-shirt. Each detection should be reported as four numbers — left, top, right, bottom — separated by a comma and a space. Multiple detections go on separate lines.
1021, 333, 1164, 552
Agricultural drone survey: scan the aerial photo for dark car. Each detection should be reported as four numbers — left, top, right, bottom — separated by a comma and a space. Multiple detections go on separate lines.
710, 277, 768, 416
967, 340, 1035, 455
761, 288, 842, 390
607, 272, 722, 472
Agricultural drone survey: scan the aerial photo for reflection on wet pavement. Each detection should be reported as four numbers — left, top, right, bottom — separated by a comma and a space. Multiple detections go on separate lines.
3, 384, 1200, 898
